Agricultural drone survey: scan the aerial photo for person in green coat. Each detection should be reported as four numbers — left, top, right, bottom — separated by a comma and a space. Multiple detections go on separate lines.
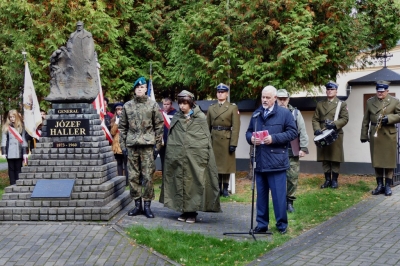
160, 90, 221, 224
360, 80, 400, 196
312, 81, 349, 189
206, 83, 240, 197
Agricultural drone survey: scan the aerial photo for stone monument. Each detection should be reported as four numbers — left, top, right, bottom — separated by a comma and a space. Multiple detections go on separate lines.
46, 21, 99, 103
0, 22, 131, 221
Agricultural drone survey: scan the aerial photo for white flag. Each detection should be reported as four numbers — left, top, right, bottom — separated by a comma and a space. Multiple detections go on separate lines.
23, 62, 42, 139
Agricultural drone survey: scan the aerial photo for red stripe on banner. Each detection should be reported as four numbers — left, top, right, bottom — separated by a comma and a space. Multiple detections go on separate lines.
161, 110, 171, 129
36, 129, 41, 138
9, 126, 23, 144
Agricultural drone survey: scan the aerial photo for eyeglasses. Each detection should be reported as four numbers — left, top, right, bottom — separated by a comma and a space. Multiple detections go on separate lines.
326, 88, 336, 91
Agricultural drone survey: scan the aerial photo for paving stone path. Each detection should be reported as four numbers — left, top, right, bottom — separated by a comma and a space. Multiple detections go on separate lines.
0, 171, 400, 266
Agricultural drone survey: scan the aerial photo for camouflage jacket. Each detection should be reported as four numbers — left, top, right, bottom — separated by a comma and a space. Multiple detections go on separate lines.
118, 95, 164, 151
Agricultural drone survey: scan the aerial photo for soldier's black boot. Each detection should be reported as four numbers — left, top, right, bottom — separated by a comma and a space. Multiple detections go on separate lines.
143, 201, 155, 218
219, 183, 223, 196
331, 172, 339, 189
287, 199, 295, 213
385, 178, 392, 196
371, 177, 384, 195
128, 198, 142, 216
321, 172, 331, 189
222, 183, 230, 197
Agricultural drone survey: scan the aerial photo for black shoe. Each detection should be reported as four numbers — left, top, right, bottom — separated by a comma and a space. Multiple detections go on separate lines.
385, 178, 392, 196
128, 198, 142, 216
278, 228, 287, 235
331, 172, 339, 189
253, 226, 268, 233
372, 177, 385, 195
287, 201, 295, 213
222, 183, 230, 197
143, 201, 155, 218
321, 172, 331, 189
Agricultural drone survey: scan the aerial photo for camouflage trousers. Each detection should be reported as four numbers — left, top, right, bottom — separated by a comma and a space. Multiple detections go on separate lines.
127, 146, 155, 201
286, 156, 299, 201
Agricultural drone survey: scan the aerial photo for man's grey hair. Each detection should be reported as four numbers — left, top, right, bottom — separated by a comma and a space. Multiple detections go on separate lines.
262, 85, 277, 96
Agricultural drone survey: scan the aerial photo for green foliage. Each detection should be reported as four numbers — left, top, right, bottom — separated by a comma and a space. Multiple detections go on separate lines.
0, 0, 399, 109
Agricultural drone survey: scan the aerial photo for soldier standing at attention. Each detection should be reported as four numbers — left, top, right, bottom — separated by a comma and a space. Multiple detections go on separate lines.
206, 83, 240, 197
118, 76, 164, 218
361, 80, 400, 196
312, 81, 349, 189
276, 89, 309, 213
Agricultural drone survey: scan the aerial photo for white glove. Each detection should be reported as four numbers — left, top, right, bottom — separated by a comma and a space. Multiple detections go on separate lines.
1, 155, 6, 159
23, 154, 28, 160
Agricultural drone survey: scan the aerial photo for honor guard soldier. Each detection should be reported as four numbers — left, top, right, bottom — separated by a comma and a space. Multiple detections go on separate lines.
276, 89, 309, 212
312, 81, 349, 189
361, 80, 400, 196
118, 76, 164, 218
206, 83, 240, 197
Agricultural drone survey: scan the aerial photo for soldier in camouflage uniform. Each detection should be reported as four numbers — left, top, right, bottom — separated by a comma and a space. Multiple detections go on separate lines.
277, 89, 309, 213
118, 77, 164, 218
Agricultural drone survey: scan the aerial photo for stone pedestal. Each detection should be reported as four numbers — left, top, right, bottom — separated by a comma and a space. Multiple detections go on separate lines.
0, 103, 132, 221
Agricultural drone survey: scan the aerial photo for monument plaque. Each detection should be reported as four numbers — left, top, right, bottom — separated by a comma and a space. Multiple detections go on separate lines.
31, 179, 75, 200
46, 118, 90, 136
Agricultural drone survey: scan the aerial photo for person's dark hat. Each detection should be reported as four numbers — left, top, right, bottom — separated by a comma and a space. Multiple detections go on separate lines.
376, 80, 390, 92
177, 90, 194, 98
113, 102, 124, 110
325, 81, 338, 89
132, 77, 147, 90
104, 97, 109, 103
216, 83, 229, 92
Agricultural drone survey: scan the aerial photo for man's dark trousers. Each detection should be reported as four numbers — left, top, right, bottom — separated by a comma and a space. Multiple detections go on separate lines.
255, 170, 288, 231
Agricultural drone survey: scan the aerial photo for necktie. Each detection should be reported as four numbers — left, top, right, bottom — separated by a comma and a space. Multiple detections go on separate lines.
264, 108, 269, 118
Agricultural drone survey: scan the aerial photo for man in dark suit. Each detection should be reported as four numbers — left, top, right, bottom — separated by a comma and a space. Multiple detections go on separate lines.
246, 85, 297, 234
312, 81, 349, 189
207, 83, 240, 197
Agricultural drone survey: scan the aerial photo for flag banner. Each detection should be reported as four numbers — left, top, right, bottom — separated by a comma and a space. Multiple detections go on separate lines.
23, 62, 42, 139
147, 79, 156, 101
92, 63, 113, 143
162, 111, 171, 129
9, 126, 23, 144
148, 78, 171, 128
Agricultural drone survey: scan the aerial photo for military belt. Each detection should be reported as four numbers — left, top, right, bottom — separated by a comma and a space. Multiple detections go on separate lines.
212, 126, 232, 131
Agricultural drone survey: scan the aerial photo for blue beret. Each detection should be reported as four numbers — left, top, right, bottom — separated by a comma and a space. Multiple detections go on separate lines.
216, 83, 229, 91
113, 102, 124, 109
132, 77, 147, 90
376, 80, 390, 91
325, 81, 338, 89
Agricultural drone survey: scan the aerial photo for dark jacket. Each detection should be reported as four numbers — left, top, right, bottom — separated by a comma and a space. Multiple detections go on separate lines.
245, 102, 297, 172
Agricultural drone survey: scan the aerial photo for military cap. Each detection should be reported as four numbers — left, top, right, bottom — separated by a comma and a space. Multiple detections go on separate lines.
276, 89, 290, 98
376, 80, 390, 92
113, 102, 124, 110
216, 83, 229, 92
177, 90, 194, 98
325, 81, 338, 89
132, 77, 147, 90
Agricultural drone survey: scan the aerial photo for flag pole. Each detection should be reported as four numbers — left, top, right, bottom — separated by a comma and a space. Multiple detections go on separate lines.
21, 50, 27, 115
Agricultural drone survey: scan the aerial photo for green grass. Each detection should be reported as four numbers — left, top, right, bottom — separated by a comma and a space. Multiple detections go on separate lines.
127, 173, 376, 266
0, 158, 6, 163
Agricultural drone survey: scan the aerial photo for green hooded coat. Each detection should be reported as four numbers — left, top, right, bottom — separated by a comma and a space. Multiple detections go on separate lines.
160, 105, 221, 213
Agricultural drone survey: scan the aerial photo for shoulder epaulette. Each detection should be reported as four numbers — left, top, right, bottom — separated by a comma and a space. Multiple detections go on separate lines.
231, 103, 236, 106
367, 97, 374, 101
210, 103, 215, 106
